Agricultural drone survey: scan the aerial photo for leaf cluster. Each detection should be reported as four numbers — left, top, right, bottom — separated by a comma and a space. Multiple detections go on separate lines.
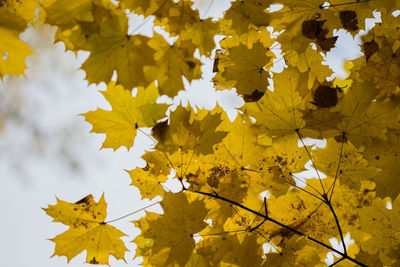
3, 0, 400, 266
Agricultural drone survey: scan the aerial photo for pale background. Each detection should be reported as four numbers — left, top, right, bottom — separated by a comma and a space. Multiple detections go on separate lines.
0, 1, 372, 266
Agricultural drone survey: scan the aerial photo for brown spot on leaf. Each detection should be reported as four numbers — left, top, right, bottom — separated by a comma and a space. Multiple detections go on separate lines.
334, 134, 348, 143
311, 85, 338, 108
340, 10, 358, 31
364, 40, 379, 61
186, 60, 196, 69
152, 120, 168, 142
74, 194, 92, 205
243, 89, 264, 102
302, 20, 337, 51
317, 35, 338, 52
302, 20, 325, 39
207, 166, 230, 188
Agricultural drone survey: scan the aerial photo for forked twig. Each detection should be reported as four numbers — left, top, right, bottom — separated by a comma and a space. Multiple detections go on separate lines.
191, 190, 367, 267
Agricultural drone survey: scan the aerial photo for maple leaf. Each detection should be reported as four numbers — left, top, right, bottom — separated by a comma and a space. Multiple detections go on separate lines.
21, 0, 400, 266
133, 192, 208, 266
45, 1, 156, 89
121, 0, 199, 37
144, 33, 202, 97
127, 165, 168, 200
270, 1, 339, 55
264, 236, 324, 267
42, 0, 93, 29
287, 45, 333, 89
118, 0, 174, 17
362, 130, 400, 198
81, 7, 156, 89
44, 194, 128, 264
213, 41, 273, 96
0, 7, 32, 78
83, 82, 169, 150
221, 0, 270, 35
313, 138, 380, 191
303, 78, 400, 147
251, 134, 310, 197
180, 18, 218, 56
359, 194, 400, 266
329, 0, 390, 37
221, 234, 264, 266
153, 106, 227, 155
8, 0, 45, 23
244, 67, 318, 138
353, 33, 400, 98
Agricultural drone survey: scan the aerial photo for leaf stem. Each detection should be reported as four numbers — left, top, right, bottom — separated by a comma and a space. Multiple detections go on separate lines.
328, 132, 345, 201
104, 201, 160, 224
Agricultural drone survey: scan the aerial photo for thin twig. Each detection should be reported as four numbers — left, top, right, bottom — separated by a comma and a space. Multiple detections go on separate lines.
201, 0, 215, 19
296, 130, 326, 195
329, 256, 345, 266
104, 201, 160, 224
328, 132, 345, 201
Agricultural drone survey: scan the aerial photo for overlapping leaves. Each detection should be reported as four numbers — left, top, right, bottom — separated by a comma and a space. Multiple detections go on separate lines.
28, 0, 400, 266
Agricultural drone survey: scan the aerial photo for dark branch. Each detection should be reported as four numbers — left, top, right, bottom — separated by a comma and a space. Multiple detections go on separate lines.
191, 190, 367, 267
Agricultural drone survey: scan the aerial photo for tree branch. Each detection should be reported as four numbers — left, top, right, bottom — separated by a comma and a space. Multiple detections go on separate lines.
325, 196, 347, 255
190, 190, 367, 267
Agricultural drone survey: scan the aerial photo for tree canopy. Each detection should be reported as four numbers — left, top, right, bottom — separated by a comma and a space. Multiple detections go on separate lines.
2, 0, 400, 266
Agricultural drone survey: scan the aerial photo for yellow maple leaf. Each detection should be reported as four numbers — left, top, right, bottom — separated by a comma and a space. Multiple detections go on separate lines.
83, 82, 169, 150
0, 7, 33, 78
362, 130, 400, 198
44, 194, 128, 265
180, 18, 218, 56
118, 0, 174, 17
8, 0, 45, 23
213, 41, 273, 96
220, 234, 264, 266
120, 0, 197, 36
270, 0, 339, 55
244, 67, 318, 138
46, 1, 156, 89
289, 45, 333, 89
221, 0, 270, 35
81, 5, 155, 89
264, 236, 324, 267
353, 34, 400, 98
144, 33, 201, 97
127, 165, 168, 200
133, 192, 208, 266
333, 81, 398, 147
42, 0, 93, 29
359, 194, 400, 266
313, 138, 380, 191
153, 106, 227, 155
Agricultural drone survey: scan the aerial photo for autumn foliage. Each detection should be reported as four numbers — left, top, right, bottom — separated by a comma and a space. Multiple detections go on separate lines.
3, 0, 400, 266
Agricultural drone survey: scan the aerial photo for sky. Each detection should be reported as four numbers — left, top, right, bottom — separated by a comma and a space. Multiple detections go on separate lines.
0, 1, 376, 266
